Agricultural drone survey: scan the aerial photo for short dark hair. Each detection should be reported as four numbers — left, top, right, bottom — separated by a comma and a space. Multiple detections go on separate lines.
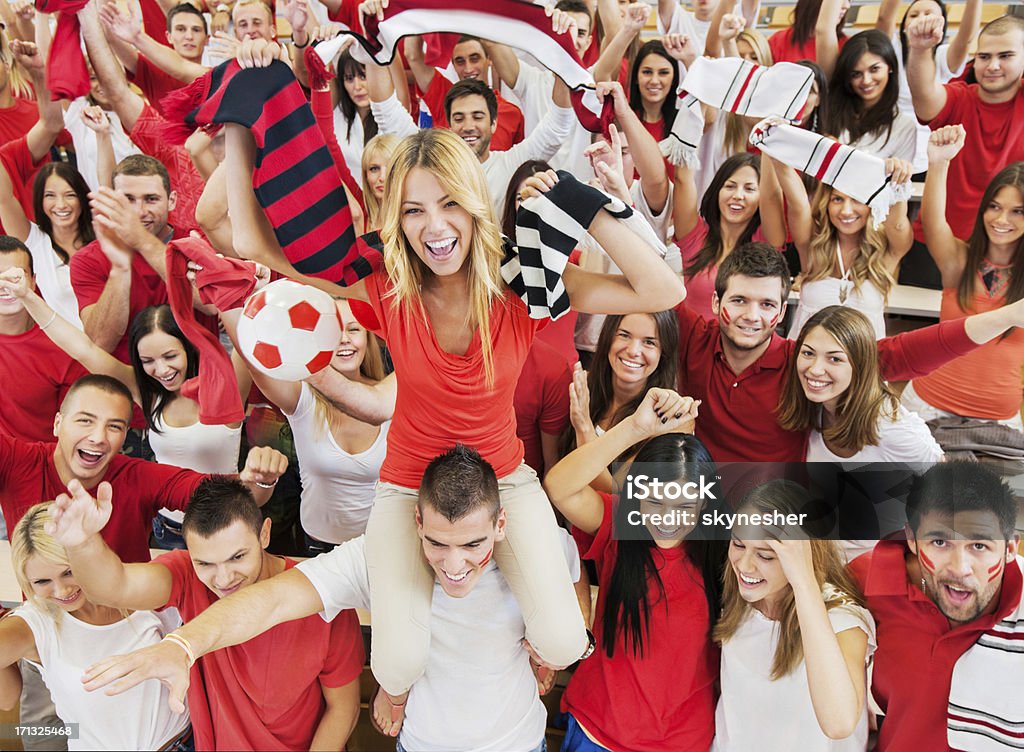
907, 462, 1018, 541
0, 235, 33, 276
555, 0, 591, 21
418, 445, 500, 524
166, 2, 207, 34
112, 154, 172, 197
444, 78, 498, 124
60, 374, 134, 414
182, 477, 264, 540
455, 34, 486, 51
714, 241, 792, 302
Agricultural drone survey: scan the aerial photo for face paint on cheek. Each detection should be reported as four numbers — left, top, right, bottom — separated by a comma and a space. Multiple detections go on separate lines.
767, 313, 780, 328
919, 550, 937, 574
478, 548, 493, 567
986, 559, 1004, 583
721, 307, 733, 325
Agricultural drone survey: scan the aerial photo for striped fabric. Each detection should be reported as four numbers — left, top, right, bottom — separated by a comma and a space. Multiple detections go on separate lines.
503, 171, 632, 320
662, 57, 813, 168
161, 60, 379, 286
749, 118, 911, 228
947, 558, 1024, 750
311, 0, 612, 134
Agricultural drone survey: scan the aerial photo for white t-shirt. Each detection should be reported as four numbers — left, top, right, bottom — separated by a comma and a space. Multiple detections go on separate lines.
63, 98, 141, 192
712, 587, 876, 752
286, 382, 389, 544
892, 33, 965, 173
840, 110, 918, 163
332, 105, 366, 187
806, 404, 944, 463
25, 223, 82, 330
297, 532, 581, 752
13, 602, 190, 751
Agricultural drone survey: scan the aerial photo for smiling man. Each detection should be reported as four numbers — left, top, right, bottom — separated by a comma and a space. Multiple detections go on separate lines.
69, 445, 587, 751
849, 462, 1023, 751
47, 475, 363, 751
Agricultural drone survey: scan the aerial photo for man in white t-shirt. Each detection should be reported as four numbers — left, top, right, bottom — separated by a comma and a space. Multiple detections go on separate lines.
74, 444, 590, 752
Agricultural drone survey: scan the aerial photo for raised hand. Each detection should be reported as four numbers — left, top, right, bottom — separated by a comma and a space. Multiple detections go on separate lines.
906, 15, 943, 51
80, 105, 111, 135
584, 123, 629, 199
926, 124, 966, 164
884, 158, 914, 186
358, 0, 388, 22
0, 267, 30, 299
46, 480, 114, 549
234, 36, 286, 68
9, 40, 44, 78
518, 169, 560, 201
662, 33, 697, 68
239, 446, 289, 487
98, 1, 143, 45
568, 362, 597, 439
90, 187, 151, 250
281, 0, 309, 36
621, 3, 650, 35
719, 13, 745, 43
546, 6, 579, 41
629, 387, 700, 438
764, 537, 817, 591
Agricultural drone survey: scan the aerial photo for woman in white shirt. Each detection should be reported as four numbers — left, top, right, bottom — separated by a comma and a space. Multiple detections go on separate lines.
0, 503, 191, 751
223, 299, 390, 553
333, 50, 376, 183
712, 480, 876, 751
778, 305, 943, 462
0, 160, 93, 328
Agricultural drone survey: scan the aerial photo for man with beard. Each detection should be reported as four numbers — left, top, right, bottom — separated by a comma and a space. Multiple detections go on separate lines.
849, 462, 1023, 751
907, 14, 1024, 241
674, 242, 1024, 461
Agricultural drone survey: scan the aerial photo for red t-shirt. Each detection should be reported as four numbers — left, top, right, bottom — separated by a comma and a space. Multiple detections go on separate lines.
128, 56, 187, 117
129, 103, 204, 236
912, 82, 1024, 243
562, 493, 718, 751
849, 541, 1024, 752
513, 337, 572, 477
155, 550, 365, 751
675, 304, 978, 462
0, 135, 47, 231
0, 436, 202, 562
327, 0, 363, 31
0, 326, 86, 442
352, 274, 545, 486
69, 239, 170, 364
422, 74, 525, 151
767, 27, 849, 64
0, 98, 40, 148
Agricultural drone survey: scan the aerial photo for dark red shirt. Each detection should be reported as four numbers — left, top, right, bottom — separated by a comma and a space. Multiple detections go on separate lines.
849, 541, 1024, 751
128, 56, 187, 117
675, 304, 978, 462
514, 337, 572, 477
422, 74, 525, 150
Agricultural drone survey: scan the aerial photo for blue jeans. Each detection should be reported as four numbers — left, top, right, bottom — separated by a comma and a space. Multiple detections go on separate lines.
561, 714, 608, 751
396, 737, 546, 752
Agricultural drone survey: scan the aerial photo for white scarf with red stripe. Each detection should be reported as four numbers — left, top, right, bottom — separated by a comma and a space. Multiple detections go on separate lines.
661, 56, 813, 168
748, 118, 911, 228
314, 0, 612, 133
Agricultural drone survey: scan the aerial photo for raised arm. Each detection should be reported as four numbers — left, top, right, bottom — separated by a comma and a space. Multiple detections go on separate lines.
47, 481, 175, 612
306, 368, 396, 425
0, 269, 139, 400
79, 0, 144, 131
815, 0, 845, 78
874, 0, 901, 37
544, 388, 697, 534
604, 81, 669, 214
401, 35, 435, 93
77, 225, 135, 353
757, 152, 787, 248
482, 39, 521, 89
79, 106, 116, 188
593, 3, 647, 83
12, 39, 65, 162
220, 307, 302, 414
945, 0, 981, 76
82, 566, 325, 712
100, 2, 207, 84
920, 125, 967, 286
671, 156, 701, 240
881, 158, 914, 263
767, 153, 814, 265
0, 156, 30, 242
905, 15, 947, 123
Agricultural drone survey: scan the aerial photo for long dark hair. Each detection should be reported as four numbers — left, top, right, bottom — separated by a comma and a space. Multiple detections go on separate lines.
501, 159, 552, 238
629, 40, 680, 130
333, 50, 378, 143
128, 305, 199, 432
959, 162, 1024, 313
792, 0, 847, 47
685, 153, 762, 279
603, 434, 726, 658
826, 30, 901, 145
32, 162, 94, 264
796, 59, 829, 135
899, 0, 948, 63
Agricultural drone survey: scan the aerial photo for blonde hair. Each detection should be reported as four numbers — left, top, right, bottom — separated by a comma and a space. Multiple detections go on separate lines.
378, 129, 506, 384
737, 29, 773, 66
713, 481, 865, 679
361, 133, 400, 233
0, 29, 34, 100
232, 0, 272, 21
777, 306, 899, 452
805, 185, 895, 299
309, 326, 387, 435
12, 503, 72, 623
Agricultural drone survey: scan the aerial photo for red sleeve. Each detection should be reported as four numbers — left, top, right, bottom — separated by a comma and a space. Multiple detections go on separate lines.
131, 460, 205, 514
423, 74, 452, 128
877, 319, 976, 382
152, 549, 194, 611
138, 0, 172, 47
69, 245, 110, 312
491, 97, 524, 150
0, 136, 47, 221
349, 272, 387, 338
929, 81, 969, 128
538, 360, 572, 435
318, 608, 366, 688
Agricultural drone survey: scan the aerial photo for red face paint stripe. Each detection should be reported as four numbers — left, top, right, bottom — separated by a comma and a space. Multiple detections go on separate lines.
479, 548, 493, 567
721, 307, 732, 324
919, 551, 937, 573
987, 560, 1004, 583
768, 313, 780, 328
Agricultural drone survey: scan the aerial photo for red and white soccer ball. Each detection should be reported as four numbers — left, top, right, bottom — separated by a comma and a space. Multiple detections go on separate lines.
237, 279, 342, 381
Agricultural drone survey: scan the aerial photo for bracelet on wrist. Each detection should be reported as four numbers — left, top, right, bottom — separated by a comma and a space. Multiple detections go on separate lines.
38, 311, 58, 330
163, 633, 196, 668
254, 479, 278, 489
293, 35, 309, 49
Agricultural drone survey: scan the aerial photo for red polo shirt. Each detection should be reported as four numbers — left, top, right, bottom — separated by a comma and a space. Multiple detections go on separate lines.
422, 74, 525, 150
674, 304, 978, 462
849, 541, 1024, 752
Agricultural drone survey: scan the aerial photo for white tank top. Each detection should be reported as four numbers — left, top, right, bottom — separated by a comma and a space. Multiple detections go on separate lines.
287, 382, 389, 544
789, 277, 887, 341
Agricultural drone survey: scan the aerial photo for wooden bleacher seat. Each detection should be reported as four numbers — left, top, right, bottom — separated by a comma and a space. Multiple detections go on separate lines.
948, 3, 1009, 24
768, 6, 792, 28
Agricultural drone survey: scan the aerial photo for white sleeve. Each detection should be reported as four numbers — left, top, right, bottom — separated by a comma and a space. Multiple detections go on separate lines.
934, 44, 965, 81
511, 62, 554, 133
370, 91, 419, 138
295, 537, 372, 621
827, 600, 877, 665
886, 113, 919, 163
501, 103, 575, 166
882, 408, 944, 463
658, 2, 699, 37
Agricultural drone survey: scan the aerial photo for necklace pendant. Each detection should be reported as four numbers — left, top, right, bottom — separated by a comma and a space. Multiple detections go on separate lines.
839, 284, 849, 305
